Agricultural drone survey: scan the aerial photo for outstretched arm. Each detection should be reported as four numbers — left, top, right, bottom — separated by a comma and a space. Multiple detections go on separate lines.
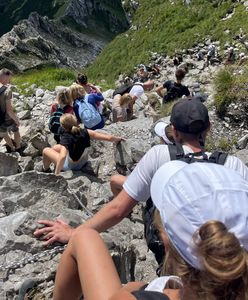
87, 129, 124, 143
156, 85, 164, 98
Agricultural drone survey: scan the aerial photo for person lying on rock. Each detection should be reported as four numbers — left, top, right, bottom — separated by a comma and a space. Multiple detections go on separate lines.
42, 114, 123, 175
53, 162, 248, 300
34, 99, 248, 247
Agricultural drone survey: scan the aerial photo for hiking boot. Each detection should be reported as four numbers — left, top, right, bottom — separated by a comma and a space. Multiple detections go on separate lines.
5, 139, 17, 153
5, 144, 14, 153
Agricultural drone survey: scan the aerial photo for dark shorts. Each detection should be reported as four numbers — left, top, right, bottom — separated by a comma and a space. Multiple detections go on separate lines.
0, 119, 19, 137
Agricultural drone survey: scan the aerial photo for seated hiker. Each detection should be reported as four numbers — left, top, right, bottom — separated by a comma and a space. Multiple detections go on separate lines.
34, 99, 248, 249
53, 162, 248, 300
112, 93, 133, 123
76, 73, 98, 94
0, 68, 22, 154
69, 84, 105, 130
172, 54, 183, 66
49, 88, 73, 144
156, 68, 190, 104
133, 64, 149, 83
43, 114, 123, 175
224, 47, 236, 65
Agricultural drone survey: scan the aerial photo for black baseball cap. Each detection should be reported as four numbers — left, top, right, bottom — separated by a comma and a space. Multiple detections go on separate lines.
170, 99, 210, 134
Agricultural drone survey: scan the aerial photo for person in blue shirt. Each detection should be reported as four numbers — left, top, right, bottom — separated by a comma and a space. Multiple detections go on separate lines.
69, 84, 105, 130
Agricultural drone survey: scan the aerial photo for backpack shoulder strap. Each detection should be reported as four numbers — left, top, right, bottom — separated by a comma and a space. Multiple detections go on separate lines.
133, 82, 144, 87
208, 151, 228, 165
168, 143, 185, 160
0, 86, 7, 95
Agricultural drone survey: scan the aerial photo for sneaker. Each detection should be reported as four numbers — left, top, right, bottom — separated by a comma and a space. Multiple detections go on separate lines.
42, 167, 53, 173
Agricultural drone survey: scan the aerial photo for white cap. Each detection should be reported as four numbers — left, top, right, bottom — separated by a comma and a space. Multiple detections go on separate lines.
151, 161, 248, 269
154, 122, 173, 145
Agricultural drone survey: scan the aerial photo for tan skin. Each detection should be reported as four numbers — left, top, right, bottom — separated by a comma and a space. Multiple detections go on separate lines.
42, 129, 124, 176
53, 227, 181, 300
34, 125, 210, 246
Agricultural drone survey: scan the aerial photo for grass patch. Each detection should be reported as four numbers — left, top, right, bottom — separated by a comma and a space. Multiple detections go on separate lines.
160, 99, 180, 117
213, 65, 248, 116
12, 67, 76, 94
205, 135, 236, 152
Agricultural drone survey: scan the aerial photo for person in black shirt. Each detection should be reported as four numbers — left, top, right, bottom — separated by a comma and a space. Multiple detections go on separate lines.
42, 114, 123, 175
156, 69, 190, 104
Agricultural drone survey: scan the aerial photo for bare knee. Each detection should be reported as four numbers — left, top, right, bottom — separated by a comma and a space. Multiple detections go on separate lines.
110, 174, 127, 196
43, 147, 51, 156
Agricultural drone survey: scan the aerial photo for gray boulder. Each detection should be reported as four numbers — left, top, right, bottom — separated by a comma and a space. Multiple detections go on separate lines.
0, 153, 19, 176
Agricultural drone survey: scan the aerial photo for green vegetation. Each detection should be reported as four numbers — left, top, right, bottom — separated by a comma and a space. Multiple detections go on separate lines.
213, 65, 248, 116
205, 135, 236, 152
12, 67, 76, 95
86, 0, 248, 84
160, 100, 180, 117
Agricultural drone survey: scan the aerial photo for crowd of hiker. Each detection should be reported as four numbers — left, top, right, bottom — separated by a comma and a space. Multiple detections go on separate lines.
1, 45, 248, 300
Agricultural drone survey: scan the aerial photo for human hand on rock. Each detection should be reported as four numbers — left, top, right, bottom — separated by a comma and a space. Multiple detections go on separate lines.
111, 136, 125, 143
33, 219, 75, 246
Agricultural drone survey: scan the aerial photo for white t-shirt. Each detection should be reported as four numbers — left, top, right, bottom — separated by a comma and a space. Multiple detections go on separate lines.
145, 276, 182, 292
123, 144, 248, 202
129, 84, 144, 99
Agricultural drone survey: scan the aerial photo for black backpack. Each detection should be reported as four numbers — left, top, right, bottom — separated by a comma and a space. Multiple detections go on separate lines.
49, 104, 70, 135
143, 143, 228, 271
0, 86, 7, 125
163, 81, 185, 103
113, 82, 143, 97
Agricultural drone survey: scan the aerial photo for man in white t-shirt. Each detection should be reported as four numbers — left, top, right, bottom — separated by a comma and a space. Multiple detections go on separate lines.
34, 98, 248, 245
128, 80, 154, 119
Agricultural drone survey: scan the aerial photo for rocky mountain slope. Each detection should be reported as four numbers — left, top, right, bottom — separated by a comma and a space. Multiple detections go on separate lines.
1, 48, 248, 297
0, 0, 129, 72
87, 0, 248, 83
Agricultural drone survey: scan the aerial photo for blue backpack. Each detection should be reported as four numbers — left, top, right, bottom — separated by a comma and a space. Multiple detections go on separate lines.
76, 95, 101, 128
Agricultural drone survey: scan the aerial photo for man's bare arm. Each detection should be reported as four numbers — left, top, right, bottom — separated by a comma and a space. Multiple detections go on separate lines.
34, 190, 137, 246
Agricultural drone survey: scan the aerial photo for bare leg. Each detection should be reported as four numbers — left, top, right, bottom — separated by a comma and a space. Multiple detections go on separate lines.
110, 174, 127, 197
53, 228, 122, 300
42, 146, 62, 170
13, 130, 21, 149
3, 133, 15, 150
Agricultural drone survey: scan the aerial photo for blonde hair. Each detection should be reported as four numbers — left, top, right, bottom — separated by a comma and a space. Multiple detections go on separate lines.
60, 114, 81, 135
154, 210, 248, 299
57, 88, 72, 106
119, 93, 132, 106
69, 84, 86, 101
